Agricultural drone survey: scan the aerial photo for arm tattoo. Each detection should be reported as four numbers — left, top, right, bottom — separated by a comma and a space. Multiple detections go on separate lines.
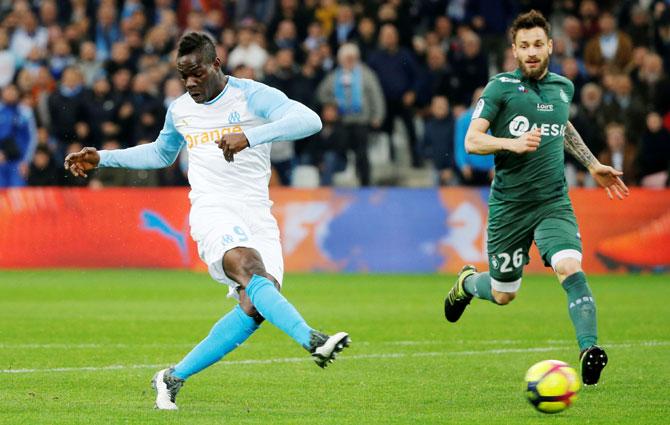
564, 121, 597, 168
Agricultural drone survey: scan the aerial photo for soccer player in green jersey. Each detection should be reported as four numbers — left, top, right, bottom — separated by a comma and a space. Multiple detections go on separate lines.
443, 10, 629, 386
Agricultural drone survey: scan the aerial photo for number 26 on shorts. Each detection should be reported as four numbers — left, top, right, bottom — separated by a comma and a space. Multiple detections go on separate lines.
492, 248, 524, 273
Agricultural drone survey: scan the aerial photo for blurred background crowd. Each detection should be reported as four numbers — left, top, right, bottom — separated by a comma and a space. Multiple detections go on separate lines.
0, 0, 669, 189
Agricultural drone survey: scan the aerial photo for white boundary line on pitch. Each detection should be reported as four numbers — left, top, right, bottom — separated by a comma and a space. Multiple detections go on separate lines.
1, 340, 668, 375
0, 339, 555, 349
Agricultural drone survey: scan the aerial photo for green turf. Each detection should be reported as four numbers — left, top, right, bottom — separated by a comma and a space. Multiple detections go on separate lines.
0, 270, 668, 424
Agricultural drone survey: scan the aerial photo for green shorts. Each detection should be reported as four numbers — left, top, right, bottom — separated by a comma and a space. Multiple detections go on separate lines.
486, 195, 582, 283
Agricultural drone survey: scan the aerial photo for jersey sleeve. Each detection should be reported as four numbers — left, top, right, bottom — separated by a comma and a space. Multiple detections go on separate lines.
566, 79, 575, 103
99, 105, 185, 169
241, 80, 322, 147
472, 78, 505, 123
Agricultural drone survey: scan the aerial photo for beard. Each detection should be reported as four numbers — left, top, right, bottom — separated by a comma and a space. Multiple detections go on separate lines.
518, 55, 549, 79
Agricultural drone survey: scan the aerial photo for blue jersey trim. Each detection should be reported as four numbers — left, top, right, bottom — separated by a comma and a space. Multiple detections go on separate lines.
203, 84, 229, 105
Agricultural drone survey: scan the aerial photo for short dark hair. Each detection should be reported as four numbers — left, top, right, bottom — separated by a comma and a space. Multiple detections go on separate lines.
510, 10, 551, 43
177, 32, 216, 63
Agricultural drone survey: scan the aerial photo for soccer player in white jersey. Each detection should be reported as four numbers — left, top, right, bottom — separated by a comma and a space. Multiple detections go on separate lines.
64, 32, 350, 410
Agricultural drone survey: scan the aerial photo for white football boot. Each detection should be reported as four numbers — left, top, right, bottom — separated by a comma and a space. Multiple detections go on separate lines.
151, 368, 184, 410
309, 331, 351, 368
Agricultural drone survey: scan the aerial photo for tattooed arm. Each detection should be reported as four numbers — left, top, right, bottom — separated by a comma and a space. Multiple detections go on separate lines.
564, 121, 597, 169
564, 121, 630, 200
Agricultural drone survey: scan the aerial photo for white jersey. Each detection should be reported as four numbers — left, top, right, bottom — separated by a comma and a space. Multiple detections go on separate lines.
98, 76, 322, 206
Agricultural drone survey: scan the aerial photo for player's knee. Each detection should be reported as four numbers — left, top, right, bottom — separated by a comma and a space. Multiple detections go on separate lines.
554, 258, 582, 281
223, 247, 266, 286
239, 296, 264, 323
492, 290, 517, 305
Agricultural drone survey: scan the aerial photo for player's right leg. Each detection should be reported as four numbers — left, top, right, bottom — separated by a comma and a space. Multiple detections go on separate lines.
223, 247, 350, 368
445, 205, 531, 322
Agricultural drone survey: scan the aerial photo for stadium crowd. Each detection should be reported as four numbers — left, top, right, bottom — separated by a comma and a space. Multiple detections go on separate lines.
0, 0, 669, 188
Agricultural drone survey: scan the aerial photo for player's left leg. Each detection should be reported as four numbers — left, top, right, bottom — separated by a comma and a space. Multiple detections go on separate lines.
170, 287, 273, 380
536, 203, 607, 385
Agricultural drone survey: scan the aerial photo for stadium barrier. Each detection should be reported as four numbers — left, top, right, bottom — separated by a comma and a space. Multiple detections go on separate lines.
1, 187, 668, 273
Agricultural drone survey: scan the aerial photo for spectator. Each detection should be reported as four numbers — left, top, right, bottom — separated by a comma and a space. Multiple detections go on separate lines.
175, 0, 218, 29
329, 4, 357, 53
272, 19, 300, 54
234, 0, 276, 26
163, 77, 185, 109
637, 112, 670, 187
423, 96, 456, 186
578, 0, 600, 40
416, 45, 454, 108
130, 72, 164, 145
105, 41, 136, 76
46, 67, 88, 154
0, 27, 16, 87
269, 0, 313, 41
48, 38, 76, 81
598, 122, 637, 186
557, 15, 585, 59
634, 52, 670, 115
0, 84, 36, 187
77, 41, 104, 87
466, 0, 517, 69
569, 83, 609, 186
83, 76, 118, 148
264, 49, 312, 109
227, 25, 268, 77
304, 103, 348, 186
318, 43, 385, 186
453, 87, 494, 186
93, 2, 121, 61
27, 144, 59, 186
38, 0, 59, 28
602, 73, 647, 143
10, 11, 48, 61
450, 30, 489, 107
584, 10, 634, 77
303, 21, 326, 53
625, 5, 654, 48
368, 24, 422, 167
354, 17, 377, 61
558, 57, 587, 104
109, 68, 134, 145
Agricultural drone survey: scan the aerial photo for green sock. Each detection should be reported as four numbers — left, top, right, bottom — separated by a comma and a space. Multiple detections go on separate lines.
463, 272, 497, 303
562, 272, 597, 351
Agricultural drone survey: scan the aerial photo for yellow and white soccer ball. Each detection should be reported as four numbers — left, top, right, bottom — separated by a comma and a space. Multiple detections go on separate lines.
525, 359, 581, 414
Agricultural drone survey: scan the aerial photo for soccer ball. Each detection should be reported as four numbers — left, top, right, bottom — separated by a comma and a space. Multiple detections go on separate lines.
525, 359, 581, 414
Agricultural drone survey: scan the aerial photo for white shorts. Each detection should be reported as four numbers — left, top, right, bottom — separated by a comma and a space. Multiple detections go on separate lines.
189, 200, 284, 299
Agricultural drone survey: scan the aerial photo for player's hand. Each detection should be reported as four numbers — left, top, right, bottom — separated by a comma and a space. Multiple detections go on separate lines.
588, 162, 630, 200
509, 128, 541, 154
64, 147, 100, 178
217, 133, 250, 163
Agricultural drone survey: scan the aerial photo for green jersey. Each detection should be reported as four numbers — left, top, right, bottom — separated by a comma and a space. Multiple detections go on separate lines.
473, 68, 574, 202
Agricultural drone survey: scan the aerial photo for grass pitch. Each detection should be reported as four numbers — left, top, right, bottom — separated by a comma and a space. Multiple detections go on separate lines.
0, 270, 668, 424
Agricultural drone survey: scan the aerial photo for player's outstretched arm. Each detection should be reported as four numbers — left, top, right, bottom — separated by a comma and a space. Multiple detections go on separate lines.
564, 121, 629, 200
465, 118, 541, 155
64, 108, 185, 176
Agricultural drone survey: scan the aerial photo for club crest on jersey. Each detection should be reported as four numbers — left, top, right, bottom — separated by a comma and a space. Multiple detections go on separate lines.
517, 85, 527, 93
228, 111, 241, 124
490, 255, 500, 270
559, 89, 569, 103
472, 98, 485, 119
